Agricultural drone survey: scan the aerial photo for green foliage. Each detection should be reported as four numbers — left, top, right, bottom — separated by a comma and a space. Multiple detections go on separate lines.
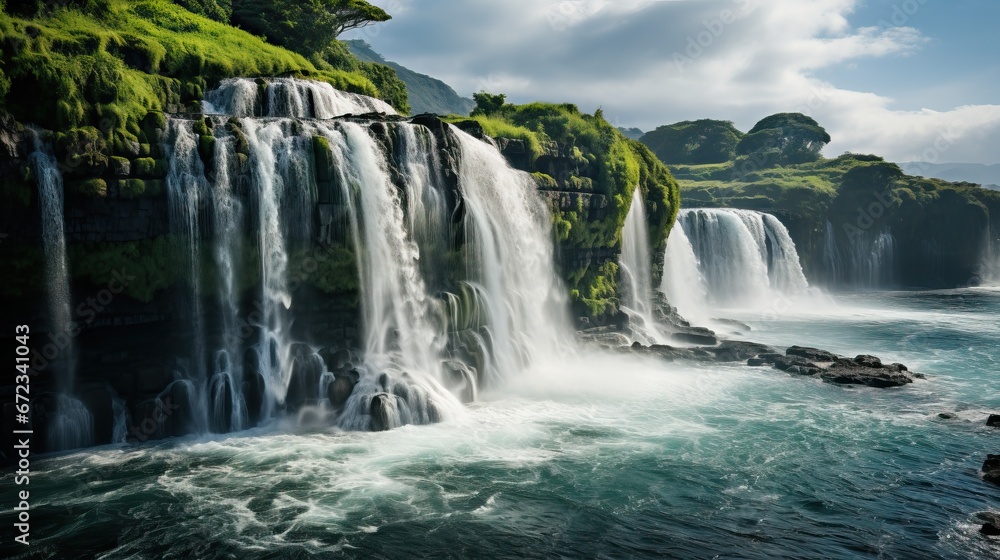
737, 113, 831, 166
640, 119, 744, 165
459, 99, 679, 319
231, 0, 390, 55
171, 0, 231, 22
0, 0, 386, 138
471, 92, 507, 117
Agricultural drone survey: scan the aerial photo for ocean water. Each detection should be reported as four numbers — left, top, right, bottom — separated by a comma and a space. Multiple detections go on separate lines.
3, 289, 999, 559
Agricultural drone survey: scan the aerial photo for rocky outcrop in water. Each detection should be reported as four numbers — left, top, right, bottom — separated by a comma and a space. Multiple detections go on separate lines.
748, 347, 918, 388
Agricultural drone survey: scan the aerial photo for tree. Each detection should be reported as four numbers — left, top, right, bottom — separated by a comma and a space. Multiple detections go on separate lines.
736, 113, 831, 165
639, 119, 744, 165
231, 0, 391, 55
471, 92, 507, 117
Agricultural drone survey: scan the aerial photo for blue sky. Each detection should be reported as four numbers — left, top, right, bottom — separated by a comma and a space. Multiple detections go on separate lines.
348, 0, 1000, 164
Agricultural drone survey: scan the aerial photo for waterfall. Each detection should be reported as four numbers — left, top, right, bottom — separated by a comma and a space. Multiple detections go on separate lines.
619, 188, 661, 344
203, 78, 398, 118
29, 131, 74, 387
452, 131, 571, 387
29, 131, 96, 451
663, 208, 809, 311
164, 119, 211, 434
819, 220, 897, 289
981, 225, 1000, 286
156, 78, 569, 434
660, 223, 709, 323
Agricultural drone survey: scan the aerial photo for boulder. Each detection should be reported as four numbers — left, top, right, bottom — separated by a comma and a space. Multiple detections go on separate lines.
327, 376, 356, 409
978, 512, 1000, 536
820, 355, 915, 388
983, 455, 1000, 486
670, 331, 718, 346
987, 414, 1000, 427
786, 346, 841, 363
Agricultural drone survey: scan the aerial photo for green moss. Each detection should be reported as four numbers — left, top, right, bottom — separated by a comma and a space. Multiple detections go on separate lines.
132, 157, 166, 178
0, 0, 390, 139
69, 237, 185, 302
109, 155, 130, 176
119, 177, 146, 198
532, 172, 557, 190
70, 177, 108, 197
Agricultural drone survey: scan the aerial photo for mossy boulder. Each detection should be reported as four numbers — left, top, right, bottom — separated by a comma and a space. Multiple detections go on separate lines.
133, 157, 167, 179
110, 156, 131, 177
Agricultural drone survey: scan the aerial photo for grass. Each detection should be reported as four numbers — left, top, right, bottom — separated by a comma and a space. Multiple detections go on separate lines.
0, 0, 385, 143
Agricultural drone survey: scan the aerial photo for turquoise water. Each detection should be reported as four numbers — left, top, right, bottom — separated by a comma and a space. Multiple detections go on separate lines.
3, 289, 999, 559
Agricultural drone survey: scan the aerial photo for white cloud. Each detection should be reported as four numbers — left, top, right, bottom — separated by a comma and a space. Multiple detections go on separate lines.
355, 0, 1000, 164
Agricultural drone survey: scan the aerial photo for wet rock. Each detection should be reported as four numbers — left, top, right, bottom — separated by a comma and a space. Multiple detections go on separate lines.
978, 512, 1000, 536
786, 346, 841, 363
771, 355, 818, 372
327, 376, 355, 409
983, 455, 1000, 486
820, 356, 915, 388
578, 331, 631, 349
853, 354, 883, 368
670, 330, 718, 346
786, 365, 822, 376
710, 341, 777, 362
370, 393, 396, 432
987, 414, 1000, 427
938, 413, 956, 420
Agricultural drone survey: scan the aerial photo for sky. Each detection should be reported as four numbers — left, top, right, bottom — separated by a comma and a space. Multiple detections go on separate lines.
346, 0, 1000, 164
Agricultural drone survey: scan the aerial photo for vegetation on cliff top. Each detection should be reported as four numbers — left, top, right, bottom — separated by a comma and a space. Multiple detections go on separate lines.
450, 93, 681, 319
648, 113, 1000, 285
0, 0, 406, 142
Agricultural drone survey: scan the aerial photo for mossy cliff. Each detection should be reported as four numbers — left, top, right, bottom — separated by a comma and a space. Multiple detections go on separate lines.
447, 101, 681, 323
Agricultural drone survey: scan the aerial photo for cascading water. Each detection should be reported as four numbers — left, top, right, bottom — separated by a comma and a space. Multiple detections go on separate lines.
29, 130, 95, 451
660, 223, 709, 323
155, 78, 570, 435
203, 78, 398, 118
619, 187, 662, 344
452, 131, 571, 387
981, 224, 1000, 286
164, 119, 211, 434
820, 222, 897, 289
663, 208, 809, 311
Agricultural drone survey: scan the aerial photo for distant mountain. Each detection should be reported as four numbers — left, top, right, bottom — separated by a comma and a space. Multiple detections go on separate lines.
346, 40, 475, 116
898, 162, 1000, 190
617, 127, 645, 140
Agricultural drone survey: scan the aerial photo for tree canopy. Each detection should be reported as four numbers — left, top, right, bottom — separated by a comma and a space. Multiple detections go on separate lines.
736, 113, 831, 166
231, 0, 391, 55
471, 92, 509, 117
639, 119, 744, 165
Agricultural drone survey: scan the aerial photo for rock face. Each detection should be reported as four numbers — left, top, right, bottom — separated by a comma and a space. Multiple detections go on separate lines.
983, 455, 1000, 486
